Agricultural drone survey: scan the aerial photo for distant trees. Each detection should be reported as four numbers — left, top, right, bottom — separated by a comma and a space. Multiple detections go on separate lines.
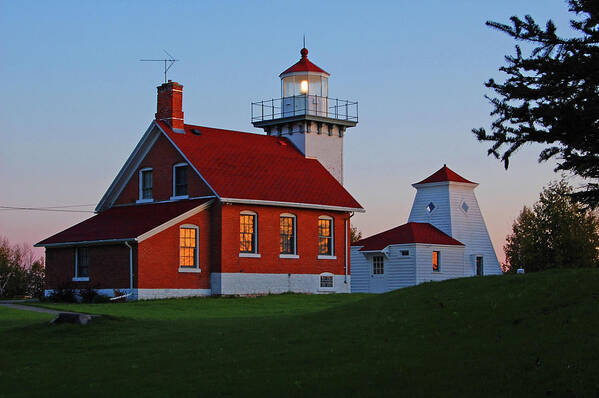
504, 179, 599, 272
0, 237, 45, 299
473, 0, 599, 208
350, 225, 363, 243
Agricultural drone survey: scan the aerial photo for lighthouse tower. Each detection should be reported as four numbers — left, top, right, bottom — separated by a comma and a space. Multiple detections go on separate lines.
252, 47, 358, 184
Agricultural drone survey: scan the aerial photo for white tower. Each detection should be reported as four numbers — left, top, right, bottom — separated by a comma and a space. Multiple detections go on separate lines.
407, 165, 502, 276
252, 47, 358, 184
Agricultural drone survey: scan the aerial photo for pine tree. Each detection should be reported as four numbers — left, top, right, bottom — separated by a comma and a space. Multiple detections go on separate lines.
473, 0, 599, 207
504, 179, 599, 272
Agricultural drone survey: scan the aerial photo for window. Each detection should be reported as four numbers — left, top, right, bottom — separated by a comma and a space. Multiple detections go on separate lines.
373, 255, 384, 275
320, 274, 333, 288
280, 214, 296, 255
461, 201, 469, 213
173, 163, 188, 197
433, 251, 440, 272
400, 250, 410, 256
476, 256, 484, 276
426, 202, 436, 213
318, 216, 334, 256
75, 247, 89, 279
139, 168, 153, 200
240, 212, 257, 253
179, 226, 198, 268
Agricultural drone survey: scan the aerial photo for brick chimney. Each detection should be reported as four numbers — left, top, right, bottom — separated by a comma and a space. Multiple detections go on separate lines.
155, 80, 184, 130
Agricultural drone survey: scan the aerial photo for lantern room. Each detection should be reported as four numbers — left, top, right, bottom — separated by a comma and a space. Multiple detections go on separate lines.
280, 48, 329, 98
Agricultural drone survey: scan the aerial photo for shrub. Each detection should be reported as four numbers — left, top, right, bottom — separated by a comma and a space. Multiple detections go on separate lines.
48, 283, 77, 303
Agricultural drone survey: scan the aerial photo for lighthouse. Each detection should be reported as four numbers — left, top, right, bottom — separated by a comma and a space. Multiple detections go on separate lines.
252, 47, 358, 184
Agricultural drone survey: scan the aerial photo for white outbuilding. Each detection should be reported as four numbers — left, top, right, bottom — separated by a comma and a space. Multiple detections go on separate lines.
351, 165, 502, 293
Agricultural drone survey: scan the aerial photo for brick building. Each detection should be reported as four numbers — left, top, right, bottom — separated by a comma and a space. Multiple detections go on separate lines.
36, 48, 364, 299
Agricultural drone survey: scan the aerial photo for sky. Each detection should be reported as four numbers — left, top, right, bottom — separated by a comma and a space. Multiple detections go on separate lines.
0, 0, 580, 263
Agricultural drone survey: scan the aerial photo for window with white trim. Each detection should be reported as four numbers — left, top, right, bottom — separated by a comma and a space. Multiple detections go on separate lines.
373, 255, 384, 275
173, 163, 188, 197
318, 216, 334, 256
320, 274, 333, 288
280, 213, 296, 255
240, 211, 257, 253
139, 168, 153, 200
180, 225, 199, 268
433, 251, 440, 272
75, 247, 89, 278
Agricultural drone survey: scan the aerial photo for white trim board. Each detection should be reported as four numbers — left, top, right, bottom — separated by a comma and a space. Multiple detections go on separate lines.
221, 197, 364, 213
137, 200, 214, 243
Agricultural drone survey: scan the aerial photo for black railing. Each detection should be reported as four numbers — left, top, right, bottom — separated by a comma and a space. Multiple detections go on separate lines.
251, 95, 358, 123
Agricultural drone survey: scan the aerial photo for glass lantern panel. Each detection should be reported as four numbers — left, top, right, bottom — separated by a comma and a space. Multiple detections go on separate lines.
308, 75, 322, 96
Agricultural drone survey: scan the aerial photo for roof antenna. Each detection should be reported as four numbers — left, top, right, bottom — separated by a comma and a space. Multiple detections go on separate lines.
140, 50, 179, 83
303, 34, 306, 48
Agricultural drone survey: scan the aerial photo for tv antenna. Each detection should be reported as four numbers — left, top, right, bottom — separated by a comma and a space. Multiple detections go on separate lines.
140, 50, 179, 83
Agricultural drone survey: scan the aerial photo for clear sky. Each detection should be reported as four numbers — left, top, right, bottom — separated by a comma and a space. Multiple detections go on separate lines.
0, 0, 578, 263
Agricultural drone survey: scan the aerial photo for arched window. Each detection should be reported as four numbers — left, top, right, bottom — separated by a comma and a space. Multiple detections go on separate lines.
280, 213, 297, 255
179, 225, 199, 268
240, 211, 258, 254
318, 216, 334, 256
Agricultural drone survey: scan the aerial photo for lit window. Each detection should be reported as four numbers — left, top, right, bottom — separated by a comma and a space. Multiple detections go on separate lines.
318, 217, 334, 256
240, 212, 257, 253
280, 214, 296, 255
426, 202, 436, 213
476, 256, 484, 276
400, 250, 410, 256
320, 274, 333, 288
140, 168, 153, 200
75, 247, 89, 278
173, 164, 188, 197
461, 201, 469, 213
180, 226, 198, 268
373, 255, 384, 275
433, 251, 440, 272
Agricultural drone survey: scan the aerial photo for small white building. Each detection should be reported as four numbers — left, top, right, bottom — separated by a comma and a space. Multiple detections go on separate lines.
351, 165, 502, 293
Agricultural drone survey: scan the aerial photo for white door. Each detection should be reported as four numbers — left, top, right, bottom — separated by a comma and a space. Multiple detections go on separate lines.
369, 255, 386, 293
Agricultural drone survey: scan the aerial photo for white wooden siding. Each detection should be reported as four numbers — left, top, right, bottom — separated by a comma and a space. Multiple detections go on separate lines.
408, 184, 452, 236
448, 185, 502, 275
350, 246, 371, 293
414, 244, 466, 284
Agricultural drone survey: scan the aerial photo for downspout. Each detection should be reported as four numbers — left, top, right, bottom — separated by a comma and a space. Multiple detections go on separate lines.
345, 212, 355, 284
125, 241, 133, 291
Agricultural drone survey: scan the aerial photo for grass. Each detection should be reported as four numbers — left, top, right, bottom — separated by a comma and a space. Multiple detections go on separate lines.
1, 269, 598, 397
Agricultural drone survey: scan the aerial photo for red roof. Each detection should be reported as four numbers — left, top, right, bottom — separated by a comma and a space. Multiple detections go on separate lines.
157, 121, 363, 210
352, 222, 463, 251
36, 199, 212, 246
279, 48, 329, 77
415, 165, 476, 185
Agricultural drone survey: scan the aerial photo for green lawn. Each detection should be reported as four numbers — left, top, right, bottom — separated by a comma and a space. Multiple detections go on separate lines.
1, 269, 598, 397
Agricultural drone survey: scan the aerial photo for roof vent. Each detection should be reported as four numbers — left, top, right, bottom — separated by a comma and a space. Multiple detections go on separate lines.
191, 128, 201, 135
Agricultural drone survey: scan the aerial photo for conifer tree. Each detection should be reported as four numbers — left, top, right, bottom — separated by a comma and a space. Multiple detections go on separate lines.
504, 179, 599, 272
474, 0, 599, 207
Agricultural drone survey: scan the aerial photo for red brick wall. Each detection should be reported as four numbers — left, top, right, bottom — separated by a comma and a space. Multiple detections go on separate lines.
219, 203, 351, 275
114, 133, 213, 205
137, 205, 212, 289
45, 244, 136, 290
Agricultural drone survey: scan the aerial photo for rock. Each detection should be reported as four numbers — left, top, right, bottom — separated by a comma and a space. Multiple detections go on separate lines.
50, 313, 93, 325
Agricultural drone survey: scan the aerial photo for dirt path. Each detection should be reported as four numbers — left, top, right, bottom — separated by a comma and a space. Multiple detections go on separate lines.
0, 302, 97, 317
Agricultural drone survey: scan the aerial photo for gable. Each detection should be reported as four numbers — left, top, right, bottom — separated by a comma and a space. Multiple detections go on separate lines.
96, 122, 217, 212
114, 133, 213, 205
